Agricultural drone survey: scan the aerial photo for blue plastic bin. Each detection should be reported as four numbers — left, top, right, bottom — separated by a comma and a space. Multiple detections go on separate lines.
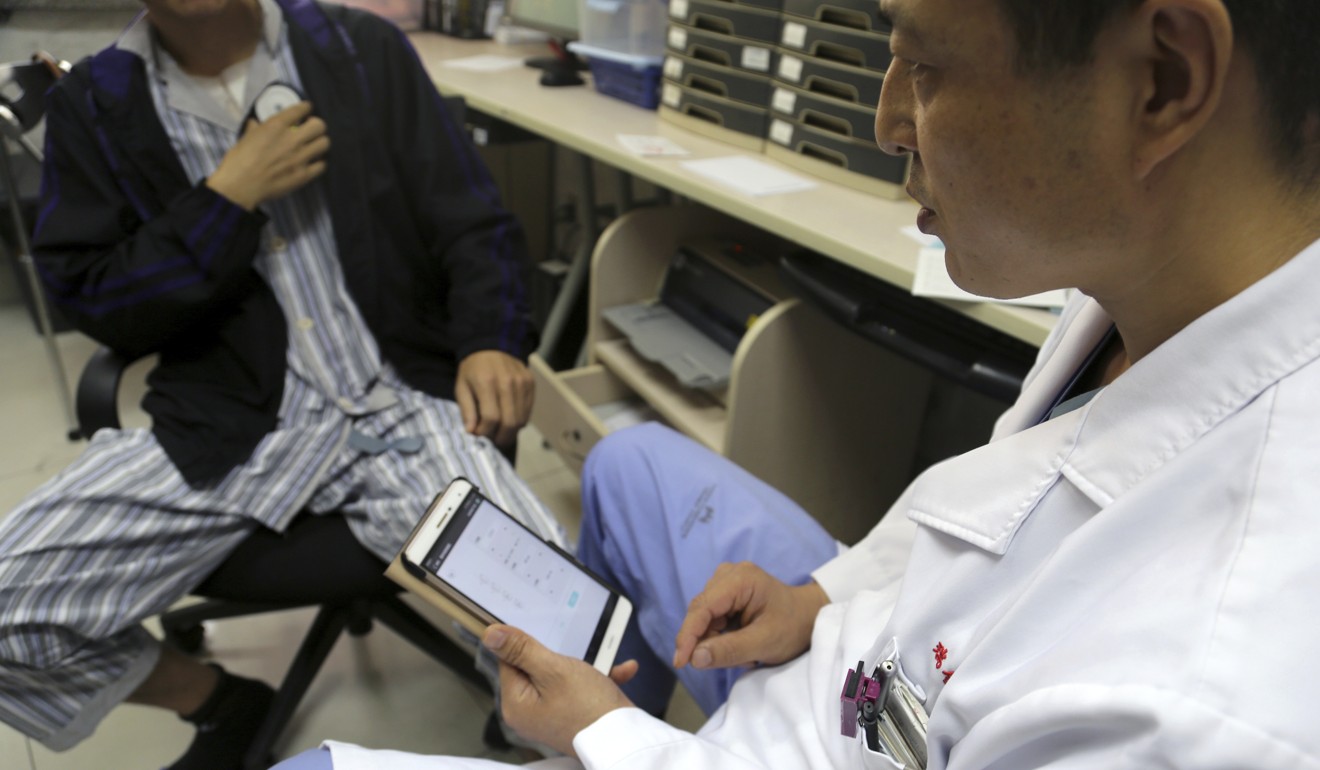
569, 43, 665, 109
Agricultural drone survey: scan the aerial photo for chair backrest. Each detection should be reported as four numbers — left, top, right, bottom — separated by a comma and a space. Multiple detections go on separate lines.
0, 52, 67, 157
75, 347, 132, 437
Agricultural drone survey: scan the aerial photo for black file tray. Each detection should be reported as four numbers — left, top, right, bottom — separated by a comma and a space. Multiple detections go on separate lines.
779, 250, 1038, 403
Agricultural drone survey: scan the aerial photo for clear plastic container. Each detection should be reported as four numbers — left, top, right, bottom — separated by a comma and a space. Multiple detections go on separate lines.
575, 0, 668, 58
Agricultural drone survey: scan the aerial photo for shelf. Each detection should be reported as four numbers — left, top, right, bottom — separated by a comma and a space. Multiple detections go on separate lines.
593, 338, 727, 453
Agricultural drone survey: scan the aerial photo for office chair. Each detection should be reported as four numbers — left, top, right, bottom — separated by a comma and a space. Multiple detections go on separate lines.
0, 52, 79, 439
76, 347, 497, 769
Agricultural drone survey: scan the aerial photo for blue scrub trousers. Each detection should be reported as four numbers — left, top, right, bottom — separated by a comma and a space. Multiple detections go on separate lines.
576, 423, 840, 716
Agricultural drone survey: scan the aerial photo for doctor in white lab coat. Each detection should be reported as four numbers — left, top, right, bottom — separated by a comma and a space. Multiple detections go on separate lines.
317, 245, 1320, 770
277, 0, 1320, 767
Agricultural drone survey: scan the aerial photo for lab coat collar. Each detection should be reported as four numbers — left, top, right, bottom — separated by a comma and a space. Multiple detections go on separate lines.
909, 405, 1086, 554
909, 237, 1320, 555
992, 298, 1114, 436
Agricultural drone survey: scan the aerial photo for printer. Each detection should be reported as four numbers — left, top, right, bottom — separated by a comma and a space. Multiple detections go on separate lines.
601, 243, 776, 391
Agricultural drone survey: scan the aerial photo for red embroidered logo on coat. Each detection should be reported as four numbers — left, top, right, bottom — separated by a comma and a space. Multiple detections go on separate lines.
934, 642, 955, 683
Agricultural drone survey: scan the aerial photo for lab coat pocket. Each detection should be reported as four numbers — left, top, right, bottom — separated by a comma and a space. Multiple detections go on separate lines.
854, 638, 928, 770
859, 742, 906, 770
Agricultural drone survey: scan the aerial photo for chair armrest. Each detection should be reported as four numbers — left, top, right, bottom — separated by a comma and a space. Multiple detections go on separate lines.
75, 346, 140, 438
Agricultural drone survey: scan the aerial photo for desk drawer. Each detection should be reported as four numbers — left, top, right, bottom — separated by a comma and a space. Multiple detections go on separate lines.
781, 0, 890, 33
666, 23, 779, 75
775, 50, 884, 107
661, 82, 769, 149
766, 116, 909, 198
670, 0, 783, 45
770, 82, 876, 143
779, 18, 892, 72
530, 354, 640, 473
664, 54, 775, 107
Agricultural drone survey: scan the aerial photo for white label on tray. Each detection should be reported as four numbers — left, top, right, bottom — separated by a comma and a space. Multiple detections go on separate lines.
741, 46, 771, 72
778, 55, 804, 82
771, 87, 797, 114
664, 56, 684, 80
668, 26, 688, 50
782, 21, 807, 49
770, 119, 794, 145
662, 82, 683, 108
670, 0, 689, 19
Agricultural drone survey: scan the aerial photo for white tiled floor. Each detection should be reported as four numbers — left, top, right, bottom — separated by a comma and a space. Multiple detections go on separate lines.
0, 303, 702, 769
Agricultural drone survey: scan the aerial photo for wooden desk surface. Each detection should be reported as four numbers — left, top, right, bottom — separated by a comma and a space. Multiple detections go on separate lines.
411, 33, 1058, 346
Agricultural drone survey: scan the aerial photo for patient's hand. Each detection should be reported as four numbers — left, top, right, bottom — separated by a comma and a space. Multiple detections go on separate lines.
673, 562, 828, 672
484, 625, 637, 757
455, 351, 534, 449
207, 102, 329, 211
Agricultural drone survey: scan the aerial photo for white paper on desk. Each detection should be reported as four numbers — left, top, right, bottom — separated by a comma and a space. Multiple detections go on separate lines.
440, 55, 525, 72
616, 134, 691, 157
913, 247, 1070, 309
679, 156, 817, 196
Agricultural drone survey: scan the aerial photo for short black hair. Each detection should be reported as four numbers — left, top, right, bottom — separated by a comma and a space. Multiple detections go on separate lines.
997, 0, 1320, 187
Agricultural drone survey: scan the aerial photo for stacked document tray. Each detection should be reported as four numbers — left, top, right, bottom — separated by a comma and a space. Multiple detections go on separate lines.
660, 0, 911, 196
662, 0, 785, 148
766, 0, 908, 196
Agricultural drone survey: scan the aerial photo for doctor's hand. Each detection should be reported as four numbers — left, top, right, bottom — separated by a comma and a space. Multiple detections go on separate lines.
484, 625, 637, 758
455, 350, 534, 449
206, 102, 329, 211
673, 562, 829, 672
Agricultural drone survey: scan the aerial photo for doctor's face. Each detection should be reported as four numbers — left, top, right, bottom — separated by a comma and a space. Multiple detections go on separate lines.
876, 0, 1133, 300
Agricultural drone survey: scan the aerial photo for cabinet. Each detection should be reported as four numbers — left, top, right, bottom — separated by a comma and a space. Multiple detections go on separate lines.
529, 205, 933, 543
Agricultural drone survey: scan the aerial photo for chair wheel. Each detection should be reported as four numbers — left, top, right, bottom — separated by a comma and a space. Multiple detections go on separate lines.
164, 622, 207, 654
347, 611, 375, 636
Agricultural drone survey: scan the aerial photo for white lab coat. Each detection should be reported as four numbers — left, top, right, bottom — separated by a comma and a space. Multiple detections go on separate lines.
326, 238, 1320, 770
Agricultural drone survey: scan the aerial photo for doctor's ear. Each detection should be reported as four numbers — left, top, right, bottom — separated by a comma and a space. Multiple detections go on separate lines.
1125, 0, 1233, 180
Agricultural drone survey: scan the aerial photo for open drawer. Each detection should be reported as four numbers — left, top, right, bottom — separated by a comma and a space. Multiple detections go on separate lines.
529, 353, 657, 473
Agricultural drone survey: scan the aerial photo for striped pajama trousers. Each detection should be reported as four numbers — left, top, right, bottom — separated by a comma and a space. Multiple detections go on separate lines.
0, 394, 562, 751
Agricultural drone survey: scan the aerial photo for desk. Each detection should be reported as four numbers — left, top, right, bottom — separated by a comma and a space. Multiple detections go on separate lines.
413, 34, 1055, 540
411, 33, 1058, 348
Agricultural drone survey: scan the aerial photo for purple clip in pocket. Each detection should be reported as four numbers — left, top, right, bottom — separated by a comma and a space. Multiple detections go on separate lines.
840, 660, 884, 739
839, 655, 928, 767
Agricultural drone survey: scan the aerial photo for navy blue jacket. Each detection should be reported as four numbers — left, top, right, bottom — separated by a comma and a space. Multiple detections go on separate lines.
33, 0, 536, 485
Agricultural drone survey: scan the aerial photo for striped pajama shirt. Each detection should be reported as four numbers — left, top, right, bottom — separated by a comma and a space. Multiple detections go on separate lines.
0, 4, 562, 751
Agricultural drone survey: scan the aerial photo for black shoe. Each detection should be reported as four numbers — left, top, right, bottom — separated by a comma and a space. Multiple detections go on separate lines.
166, 665, 275, 770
